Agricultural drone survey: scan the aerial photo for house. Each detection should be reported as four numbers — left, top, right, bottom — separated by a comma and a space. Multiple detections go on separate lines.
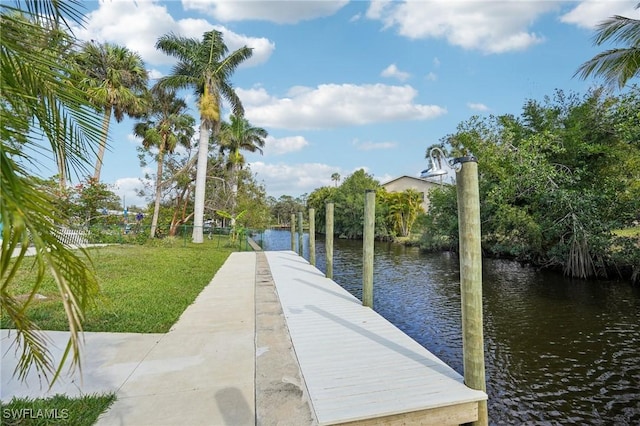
381, 175, 447, 212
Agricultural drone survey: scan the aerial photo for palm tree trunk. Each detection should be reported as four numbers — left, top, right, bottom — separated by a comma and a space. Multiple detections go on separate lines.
150, 150, 165, 238
230, 161, 239, 226
192, 119, 210, 243
93, 106, 112, 181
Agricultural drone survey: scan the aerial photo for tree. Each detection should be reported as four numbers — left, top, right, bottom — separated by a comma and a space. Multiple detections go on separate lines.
1, 0, 103, 384
383, 189, 424, 238
75, 41, 149, 181
421, 88, 640, 281
333, 169, 381, 239
134, 86, 195, 238
331, 172, 341, 187
575, 3, 640, 89
155, 30, 252, 243
217, 114, 267, 223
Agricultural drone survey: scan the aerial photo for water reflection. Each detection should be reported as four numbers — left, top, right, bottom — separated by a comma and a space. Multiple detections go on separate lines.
254, 230, 640, 425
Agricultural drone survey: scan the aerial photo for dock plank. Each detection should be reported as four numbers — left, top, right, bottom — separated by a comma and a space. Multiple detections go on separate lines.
266, 250, 486, 425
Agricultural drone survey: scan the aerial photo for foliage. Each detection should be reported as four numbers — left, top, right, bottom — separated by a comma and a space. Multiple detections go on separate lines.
1, 0, 105, 385
307, 169, 387, 239
155, 30, 252, 243
380, 189, 424, 238
421, 88, 640, 282
74, 40, 149, 180
217, 114, 268, 219
236, 167, 271, 230
575, 3, 640, 89
134, 86, 195, 238
270, 195, 308, 226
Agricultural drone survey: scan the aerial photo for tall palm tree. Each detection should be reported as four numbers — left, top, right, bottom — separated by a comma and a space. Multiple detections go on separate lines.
75, 41, 149, 181
218, 114, 267, 221
2, 0, 103, 384
331, 173, 341, 187
155, 30, 252, 243
575, 3, 640, 88
134, 86, 195, 238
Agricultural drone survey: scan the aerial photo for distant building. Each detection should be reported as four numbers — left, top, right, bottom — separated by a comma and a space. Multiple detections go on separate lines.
381, 175, 447, 212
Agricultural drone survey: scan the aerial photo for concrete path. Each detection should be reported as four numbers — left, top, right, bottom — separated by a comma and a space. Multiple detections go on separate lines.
2, 251, 257, 426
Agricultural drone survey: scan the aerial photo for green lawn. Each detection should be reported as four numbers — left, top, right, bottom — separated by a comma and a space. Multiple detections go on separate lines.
1, 236, 237, 333
0, 394, 116, 426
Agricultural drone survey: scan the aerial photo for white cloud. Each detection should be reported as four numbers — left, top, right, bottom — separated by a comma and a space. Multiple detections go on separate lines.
433, 57, 441, 67
182, 0, 349, 24
381, 64, 411, 81
425, 72, 438, 81
366, 0, 558, 54
72, 0, 275, 68
467, 102, 489, 111
352, 139, 397, 151
113, 177, 151, 209
264, 135, 310, 156
237, 84, 446, 130
560, 0, 638, 29
250, 161, 342, 197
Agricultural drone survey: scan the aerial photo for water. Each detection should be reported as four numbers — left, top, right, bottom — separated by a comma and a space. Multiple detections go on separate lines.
254, 230, 640, 425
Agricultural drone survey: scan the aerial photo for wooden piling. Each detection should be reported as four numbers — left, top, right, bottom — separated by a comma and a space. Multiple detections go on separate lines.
309, 208, 316, 266
326, 203, 334, 279
290, 213, 296, 252
456, 157, 488, 426
298, 211, 304, 256
363, 190, 375, 309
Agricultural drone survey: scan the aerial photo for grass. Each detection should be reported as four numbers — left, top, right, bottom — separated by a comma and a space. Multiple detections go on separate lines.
1, 235, 237, 333
0, 393, 116, 426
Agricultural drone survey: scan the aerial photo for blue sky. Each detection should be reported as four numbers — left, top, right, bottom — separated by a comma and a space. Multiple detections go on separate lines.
40, 0, 638, 207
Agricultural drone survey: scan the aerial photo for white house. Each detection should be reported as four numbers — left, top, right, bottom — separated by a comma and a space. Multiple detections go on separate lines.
381, 175, 448, 212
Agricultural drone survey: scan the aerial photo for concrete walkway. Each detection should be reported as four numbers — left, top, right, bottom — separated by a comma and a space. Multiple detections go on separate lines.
2, 251, 257, 425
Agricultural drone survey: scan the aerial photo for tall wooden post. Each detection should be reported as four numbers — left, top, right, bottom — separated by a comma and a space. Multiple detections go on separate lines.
362, 190, 375, 308
325, 203, 334, 279
297, 211, 304, 256
309, 208, 316, 266
456, 157, 488, 426
290, 213, 296, 252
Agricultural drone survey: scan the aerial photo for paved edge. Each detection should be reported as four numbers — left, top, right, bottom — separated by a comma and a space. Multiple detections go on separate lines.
255, 251, 317, 426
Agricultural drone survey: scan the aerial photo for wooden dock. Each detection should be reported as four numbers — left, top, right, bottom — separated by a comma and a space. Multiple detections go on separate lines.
265, 251, 487, 425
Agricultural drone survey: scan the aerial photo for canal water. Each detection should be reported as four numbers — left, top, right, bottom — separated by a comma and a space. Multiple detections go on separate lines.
254, 229, 640, 425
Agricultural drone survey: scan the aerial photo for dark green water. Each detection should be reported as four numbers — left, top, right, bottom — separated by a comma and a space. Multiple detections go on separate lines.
256, 230, 640, 425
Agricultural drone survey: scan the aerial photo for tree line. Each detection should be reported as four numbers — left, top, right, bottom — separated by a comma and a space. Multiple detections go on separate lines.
422, 88, 639, 283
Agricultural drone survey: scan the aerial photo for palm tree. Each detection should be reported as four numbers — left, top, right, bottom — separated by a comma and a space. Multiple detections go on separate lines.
75, 41, 149, 181
2, 0, 103, 384
575, 3, 640, 88
218, 114, 267, 222
155, 30, 252, 243
134, 86, 195, 238
331, 172, 341, 187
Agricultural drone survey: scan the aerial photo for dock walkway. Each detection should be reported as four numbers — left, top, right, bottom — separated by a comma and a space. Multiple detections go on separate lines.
2, 250, 486, 425
267, 251, 486, 425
